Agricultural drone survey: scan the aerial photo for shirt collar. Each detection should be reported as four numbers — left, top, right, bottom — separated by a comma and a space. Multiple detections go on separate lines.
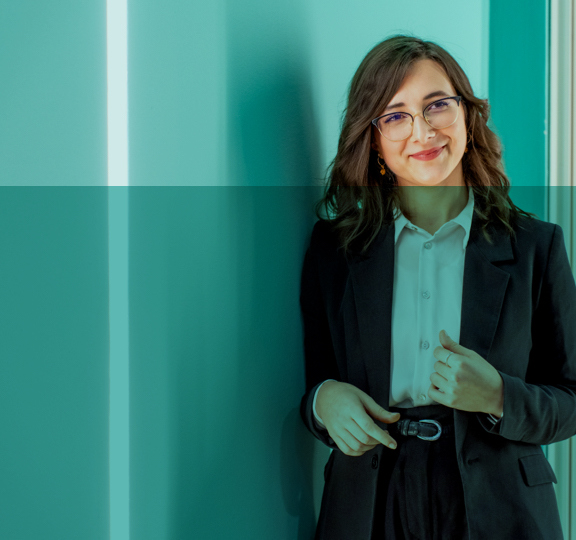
393, 186, 475, 249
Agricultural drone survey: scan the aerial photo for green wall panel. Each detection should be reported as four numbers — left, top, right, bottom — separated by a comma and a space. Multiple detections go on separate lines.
489, 0, 547, 217
0, 2, 107, 186
0, 0, 554, 538
129, 0, 489, 187
0, 188, 109, 539
129, 187, 318, 539
0, 1, 110, 537
128, 1, 491, 538
128, 0, 226, 186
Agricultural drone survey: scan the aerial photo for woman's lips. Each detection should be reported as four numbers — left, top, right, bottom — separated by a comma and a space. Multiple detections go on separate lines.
410, 146, 444, 161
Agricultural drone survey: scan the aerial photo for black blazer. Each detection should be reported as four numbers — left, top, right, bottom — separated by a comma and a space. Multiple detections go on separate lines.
300, 210, 576, 540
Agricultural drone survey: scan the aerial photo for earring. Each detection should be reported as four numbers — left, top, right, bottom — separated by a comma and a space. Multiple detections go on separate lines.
377, 153, 386, 175
464, 134, 472, 153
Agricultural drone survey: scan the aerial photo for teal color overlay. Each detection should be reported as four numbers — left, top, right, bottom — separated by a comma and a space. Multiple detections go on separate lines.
0, 1, 550, 538
0, 188, 109, 539
129, 187, 320, 539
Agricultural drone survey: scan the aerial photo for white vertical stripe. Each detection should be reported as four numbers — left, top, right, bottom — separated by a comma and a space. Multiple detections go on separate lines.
107, 0, 130, 538
549, 0, 574, 265
548, 2, 575, 538
107, 0, 129, 188
108, 189, 130, 540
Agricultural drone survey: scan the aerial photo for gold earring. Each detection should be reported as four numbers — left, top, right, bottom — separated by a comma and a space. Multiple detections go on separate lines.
377, 153, 386, 175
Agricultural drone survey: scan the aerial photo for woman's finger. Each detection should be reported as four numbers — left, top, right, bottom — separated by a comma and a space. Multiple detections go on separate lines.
434, 359, 451, 377
331, 421, 379, 455
332, 433, 369, 456
355, 416, 398, 449
430, 371, 448, 389
342, 429, 379, 453
346, 419, 381, 446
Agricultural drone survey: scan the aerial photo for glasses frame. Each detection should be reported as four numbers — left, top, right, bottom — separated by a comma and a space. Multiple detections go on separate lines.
371, 96, 462, 142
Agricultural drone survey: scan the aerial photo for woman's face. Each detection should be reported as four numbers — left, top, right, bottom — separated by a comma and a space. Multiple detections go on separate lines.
372, 59, 467, 187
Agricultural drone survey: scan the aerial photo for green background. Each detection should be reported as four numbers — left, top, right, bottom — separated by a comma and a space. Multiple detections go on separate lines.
0, 0, 548, 538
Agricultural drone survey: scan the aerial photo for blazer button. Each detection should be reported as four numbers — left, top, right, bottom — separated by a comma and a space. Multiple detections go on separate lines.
371, 455, 378, 469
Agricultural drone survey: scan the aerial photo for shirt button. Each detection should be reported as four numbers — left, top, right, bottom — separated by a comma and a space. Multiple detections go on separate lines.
422, 291, 430, 299
424, 242, 432, 249
371, 455, 379, 469
419, 394, 427, 402
422, 341, 430, 350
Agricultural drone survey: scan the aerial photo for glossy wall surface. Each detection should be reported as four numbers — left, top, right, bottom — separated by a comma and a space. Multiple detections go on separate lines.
127, 1, 497, 539
0, 1, 109, 539
0, 3, 107, 186
0, 189, 109, 539
489, 0, 547, 218
0, 0, 549, 538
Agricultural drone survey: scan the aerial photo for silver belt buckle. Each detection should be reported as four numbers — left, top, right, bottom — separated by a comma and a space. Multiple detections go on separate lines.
417, 419, 442, 441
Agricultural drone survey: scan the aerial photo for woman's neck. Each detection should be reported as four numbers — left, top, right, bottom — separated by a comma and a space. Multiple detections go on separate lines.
398, 185, 469, 236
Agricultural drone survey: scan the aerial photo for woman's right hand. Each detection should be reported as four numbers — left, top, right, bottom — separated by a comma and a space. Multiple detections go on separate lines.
316, 381, 400, 456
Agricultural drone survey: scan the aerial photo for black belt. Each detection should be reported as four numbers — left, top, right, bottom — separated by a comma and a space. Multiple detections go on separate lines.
389, 419, 454, 441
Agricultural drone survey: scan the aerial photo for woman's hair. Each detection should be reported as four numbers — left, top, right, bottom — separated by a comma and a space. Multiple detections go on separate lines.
315, 35, 536, 257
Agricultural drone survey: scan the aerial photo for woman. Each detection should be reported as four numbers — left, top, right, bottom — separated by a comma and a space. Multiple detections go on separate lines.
299, 35, 576, 539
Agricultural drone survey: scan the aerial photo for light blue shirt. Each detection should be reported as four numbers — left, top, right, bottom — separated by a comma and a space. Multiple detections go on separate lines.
390, 187, 474, 407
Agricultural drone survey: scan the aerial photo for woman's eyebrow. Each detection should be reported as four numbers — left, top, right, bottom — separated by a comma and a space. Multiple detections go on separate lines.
384, 90, 450, 112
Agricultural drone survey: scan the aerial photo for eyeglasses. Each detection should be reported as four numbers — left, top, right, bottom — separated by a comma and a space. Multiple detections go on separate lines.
371, 96, 462, 142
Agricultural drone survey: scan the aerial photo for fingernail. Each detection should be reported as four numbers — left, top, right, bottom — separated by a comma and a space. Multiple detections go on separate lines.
389, 442, 397, 450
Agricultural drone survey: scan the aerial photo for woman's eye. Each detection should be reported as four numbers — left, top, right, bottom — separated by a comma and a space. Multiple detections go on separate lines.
384, 113, 405, 124
428, 100, 449, 111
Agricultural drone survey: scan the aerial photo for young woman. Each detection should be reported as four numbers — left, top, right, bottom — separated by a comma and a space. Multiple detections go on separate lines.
300, 35, 576, 539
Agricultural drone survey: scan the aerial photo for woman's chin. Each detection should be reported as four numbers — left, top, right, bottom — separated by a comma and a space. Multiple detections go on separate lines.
398, 176, 451, 187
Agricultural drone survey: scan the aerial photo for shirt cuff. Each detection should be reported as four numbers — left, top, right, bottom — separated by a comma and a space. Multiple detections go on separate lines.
312, 379, 337, 429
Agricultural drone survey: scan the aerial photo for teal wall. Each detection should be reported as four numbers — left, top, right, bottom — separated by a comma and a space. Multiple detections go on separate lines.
0, 189, 109, 539
129, 187, 317, 538
0, 3, 107, 186
129, 0, 489, 188
128, 1, 493, 539
489, 0, 548, 218
0, 2, 110, 539
0, 0, 549, 538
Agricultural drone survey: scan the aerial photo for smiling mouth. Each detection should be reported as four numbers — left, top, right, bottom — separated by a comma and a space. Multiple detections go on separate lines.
410, 146, 445, 161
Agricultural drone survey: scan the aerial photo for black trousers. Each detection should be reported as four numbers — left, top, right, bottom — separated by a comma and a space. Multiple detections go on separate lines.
372, 405, 469, 540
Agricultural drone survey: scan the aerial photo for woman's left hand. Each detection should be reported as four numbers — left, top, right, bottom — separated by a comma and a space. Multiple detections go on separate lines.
428, 330, 504, 416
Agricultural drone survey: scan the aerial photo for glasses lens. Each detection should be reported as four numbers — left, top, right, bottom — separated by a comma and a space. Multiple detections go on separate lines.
378, 113, 413, 141
424, 99, 459, 129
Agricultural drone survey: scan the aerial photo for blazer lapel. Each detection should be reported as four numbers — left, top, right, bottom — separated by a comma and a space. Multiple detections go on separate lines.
346, 210, 514, 455
346, 222, 396, 408
455, 212, 514, 454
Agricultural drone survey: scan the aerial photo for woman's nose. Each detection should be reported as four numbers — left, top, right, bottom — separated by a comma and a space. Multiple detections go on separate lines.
410, 113, 435, 142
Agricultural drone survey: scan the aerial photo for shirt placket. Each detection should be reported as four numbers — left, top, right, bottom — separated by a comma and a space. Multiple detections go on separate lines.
413, 233, 435, 405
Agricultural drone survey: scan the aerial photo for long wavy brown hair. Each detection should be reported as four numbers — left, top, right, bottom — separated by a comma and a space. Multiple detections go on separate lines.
315, 35, 536, 258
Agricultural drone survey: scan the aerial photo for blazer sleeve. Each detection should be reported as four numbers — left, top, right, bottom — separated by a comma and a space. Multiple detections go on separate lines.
491, 224, 576, 444
299, 221, 340, 449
